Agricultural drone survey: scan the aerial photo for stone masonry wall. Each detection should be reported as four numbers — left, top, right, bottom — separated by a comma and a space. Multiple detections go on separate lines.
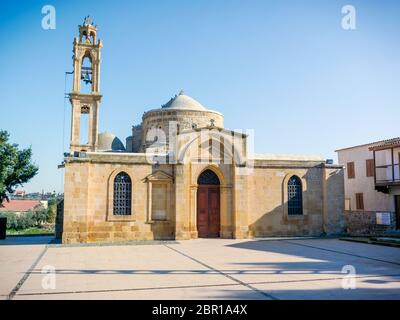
62, 153, 346, 243
248, 165, 321, 237
141, 109, 224, 151
344, 210, 397, 236
324, 167, 346, 234
247, 163, 345, 237
62, 156, 175, 243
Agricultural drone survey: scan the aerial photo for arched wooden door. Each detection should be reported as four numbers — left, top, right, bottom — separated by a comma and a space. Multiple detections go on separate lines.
197, 170, 220, 238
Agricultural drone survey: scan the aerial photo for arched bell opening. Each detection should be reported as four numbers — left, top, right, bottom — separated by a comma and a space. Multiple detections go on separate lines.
80, 52, 93, 93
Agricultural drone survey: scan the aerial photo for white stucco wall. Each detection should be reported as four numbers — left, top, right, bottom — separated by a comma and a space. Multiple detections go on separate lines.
336, 144, 394, 212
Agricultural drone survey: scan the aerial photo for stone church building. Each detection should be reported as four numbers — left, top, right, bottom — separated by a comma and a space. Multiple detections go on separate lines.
61, 19, 345, 244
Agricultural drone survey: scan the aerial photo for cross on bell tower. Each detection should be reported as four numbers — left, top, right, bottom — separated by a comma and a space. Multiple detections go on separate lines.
69, 16, 102, 152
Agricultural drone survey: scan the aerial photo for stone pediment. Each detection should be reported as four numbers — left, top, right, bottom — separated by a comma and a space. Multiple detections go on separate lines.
144, 170, 173, 182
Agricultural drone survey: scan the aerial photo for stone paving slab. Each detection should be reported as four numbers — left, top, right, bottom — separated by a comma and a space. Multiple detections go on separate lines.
287, 238, 400, 263
0, 238, 50, 297
1, 237, 399, 300
251, 275, 400, 300
166, 238, 400, 299
17, 244, 237, 296
14, 284, 268, 300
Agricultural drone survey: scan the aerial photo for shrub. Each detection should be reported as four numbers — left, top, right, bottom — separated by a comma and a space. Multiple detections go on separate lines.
0, 209, 53, 230
46, 204, 57, 223
0, 212, 17, 229
19, 212, 35, 229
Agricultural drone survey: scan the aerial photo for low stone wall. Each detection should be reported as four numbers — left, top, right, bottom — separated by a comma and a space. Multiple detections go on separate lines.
344, 210, 397, 236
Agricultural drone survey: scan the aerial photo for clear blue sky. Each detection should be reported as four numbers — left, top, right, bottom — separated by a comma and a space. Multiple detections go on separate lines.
0, 0, 399, 193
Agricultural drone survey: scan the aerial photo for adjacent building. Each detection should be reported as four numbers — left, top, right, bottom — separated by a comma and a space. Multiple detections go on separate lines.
0, 200, 46, 214
336, 138, 400, 234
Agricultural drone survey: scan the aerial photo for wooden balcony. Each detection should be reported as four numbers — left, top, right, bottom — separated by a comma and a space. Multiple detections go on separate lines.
370, 138, 400, 194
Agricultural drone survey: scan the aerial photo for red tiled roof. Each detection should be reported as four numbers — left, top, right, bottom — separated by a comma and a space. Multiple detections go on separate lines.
335, 137, 400, 152
369, 138, 400, 151
0, 200, 42, 212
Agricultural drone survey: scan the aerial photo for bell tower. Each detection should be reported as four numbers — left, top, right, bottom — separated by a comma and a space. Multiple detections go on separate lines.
69, 16, 102, 152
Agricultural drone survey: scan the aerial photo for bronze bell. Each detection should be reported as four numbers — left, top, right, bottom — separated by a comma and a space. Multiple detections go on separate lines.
81, 70, 92, 84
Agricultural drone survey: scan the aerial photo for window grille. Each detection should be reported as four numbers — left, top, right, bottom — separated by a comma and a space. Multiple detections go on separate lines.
113, 172, 132, 215
288, 176, 303, 215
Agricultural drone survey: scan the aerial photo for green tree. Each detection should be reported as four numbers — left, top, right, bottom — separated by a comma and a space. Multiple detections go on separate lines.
0, 130, 38, 204
45, 199, 57, 223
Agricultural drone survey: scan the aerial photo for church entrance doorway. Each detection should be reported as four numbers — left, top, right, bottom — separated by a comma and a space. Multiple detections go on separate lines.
197, 170, 220, 238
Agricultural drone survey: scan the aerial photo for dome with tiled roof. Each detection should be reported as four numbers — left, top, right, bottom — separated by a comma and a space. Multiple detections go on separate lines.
135, 91, 224, 152
97, 132, 125, 152
161, 91, 207, 111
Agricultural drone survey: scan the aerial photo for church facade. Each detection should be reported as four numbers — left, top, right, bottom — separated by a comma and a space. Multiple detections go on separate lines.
61, 20, 345, 244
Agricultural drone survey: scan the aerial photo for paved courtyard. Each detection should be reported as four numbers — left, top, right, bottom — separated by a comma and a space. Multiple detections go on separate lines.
0, 237, 399, 300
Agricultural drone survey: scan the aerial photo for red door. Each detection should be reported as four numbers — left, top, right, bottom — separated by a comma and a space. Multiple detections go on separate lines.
197, 185, 220, 238
197, 187, 208, 237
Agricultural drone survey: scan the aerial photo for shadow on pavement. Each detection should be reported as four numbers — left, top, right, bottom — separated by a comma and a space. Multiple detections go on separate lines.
0, 235, 57, 246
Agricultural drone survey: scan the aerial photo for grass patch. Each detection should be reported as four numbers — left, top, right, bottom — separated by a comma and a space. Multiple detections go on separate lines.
7, 226, 55, 236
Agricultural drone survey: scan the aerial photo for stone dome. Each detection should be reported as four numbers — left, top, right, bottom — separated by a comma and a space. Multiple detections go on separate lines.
162, 93, 207, 111
140, 92, 225, 152
97, 132, 125, 151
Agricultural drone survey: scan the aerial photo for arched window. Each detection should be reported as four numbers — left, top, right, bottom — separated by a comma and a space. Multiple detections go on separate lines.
80, 53, 93, 94
113, 172, 132, 215
197, 169, 220, 185
288, 175, 303, 215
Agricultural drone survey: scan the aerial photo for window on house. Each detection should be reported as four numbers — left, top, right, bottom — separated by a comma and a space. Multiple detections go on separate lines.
345, 198, 351, 211
347, 162, 355, 179
356, 193, 364, 210
366, 159, 375, 177
113, 172, 132, 215
288, 176, 303, 215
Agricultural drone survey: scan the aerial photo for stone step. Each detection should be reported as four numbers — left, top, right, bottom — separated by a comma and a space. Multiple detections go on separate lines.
383, 231, 400, 239
374, 237, 400, 243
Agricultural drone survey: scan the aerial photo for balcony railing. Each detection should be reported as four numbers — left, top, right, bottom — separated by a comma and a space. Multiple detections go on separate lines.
375, 164, 400, 185
371, 143, 400, 192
